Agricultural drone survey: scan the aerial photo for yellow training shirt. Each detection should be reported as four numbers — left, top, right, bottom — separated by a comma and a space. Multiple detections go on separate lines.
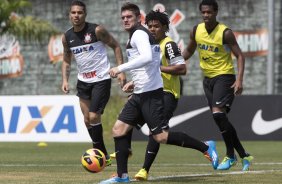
159, 37, 184, 99
195, 23, 235, 78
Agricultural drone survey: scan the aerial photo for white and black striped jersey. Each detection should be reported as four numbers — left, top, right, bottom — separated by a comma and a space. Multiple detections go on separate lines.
64, 22, 110, 83
118, 26, 163, 94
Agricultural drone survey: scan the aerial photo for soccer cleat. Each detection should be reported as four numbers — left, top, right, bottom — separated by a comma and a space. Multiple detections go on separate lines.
204, 140, 219, 170
242, 155, 254, 171
217, 155, 237, 170
134, 168, 148, 181
99, 176, 130, 184
110, 149, 133, 159
109, 152, 118, 159
106, 155, 112, 166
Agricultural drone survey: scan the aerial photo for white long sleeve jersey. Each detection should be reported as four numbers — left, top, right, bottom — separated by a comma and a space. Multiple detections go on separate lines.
118, 26, 163, 94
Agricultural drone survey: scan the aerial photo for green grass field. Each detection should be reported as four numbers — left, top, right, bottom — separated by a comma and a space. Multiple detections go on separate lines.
0, 141, 282, 184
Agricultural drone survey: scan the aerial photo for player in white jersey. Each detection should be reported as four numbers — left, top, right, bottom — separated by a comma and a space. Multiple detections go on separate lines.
61, 0, 126, 166
99, 3, 219, 184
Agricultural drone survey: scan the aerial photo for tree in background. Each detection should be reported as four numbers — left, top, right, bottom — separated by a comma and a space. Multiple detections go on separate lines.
0, 0, 58, 42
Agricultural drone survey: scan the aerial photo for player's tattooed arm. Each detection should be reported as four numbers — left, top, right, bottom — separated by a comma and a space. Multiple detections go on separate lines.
96, 25, 124, 65
96, 25, 126, 87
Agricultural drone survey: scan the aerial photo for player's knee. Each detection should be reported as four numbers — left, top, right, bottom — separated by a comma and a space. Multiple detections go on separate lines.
112, 124, 128, 137
112, 126, 121, 137
89, 112, 101, 123
152, 136, 165, 144
153, 132, 168, 144
83, 117, 91, 128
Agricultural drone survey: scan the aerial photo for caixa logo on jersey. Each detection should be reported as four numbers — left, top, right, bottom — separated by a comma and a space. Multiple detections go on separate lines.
0, 96, 89, 142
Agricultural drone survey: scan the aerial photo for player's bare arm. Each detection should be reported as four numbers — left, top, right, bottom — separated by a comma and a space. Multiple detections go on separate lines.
182, 29, 197, 61
61, 34, 72, 94
161, 41, 186, 75
109, 67, 120, 78
96, 25, 126, 87
225, 29, 245, 95
122, 81, 134, 93
161, 64, 186, 75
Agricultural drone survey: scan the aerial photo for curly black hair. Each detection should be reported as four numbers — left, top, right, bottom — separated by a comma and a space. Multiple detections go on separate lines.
145, 10, 170, 32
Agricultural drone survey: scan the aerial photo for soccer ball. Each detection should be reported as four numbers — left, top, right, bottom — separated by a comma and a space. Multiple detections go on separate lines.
81, 148, 106, 173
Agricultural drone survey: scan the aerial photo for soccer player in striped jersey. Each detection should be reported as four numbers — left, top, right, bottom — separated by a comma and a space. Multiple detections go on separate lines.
61, 0, 126, 167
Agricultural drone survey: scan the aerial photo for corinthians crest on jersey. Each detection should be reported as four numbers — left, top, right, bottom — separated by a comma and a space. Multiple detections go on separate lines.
84, 33, 92, 43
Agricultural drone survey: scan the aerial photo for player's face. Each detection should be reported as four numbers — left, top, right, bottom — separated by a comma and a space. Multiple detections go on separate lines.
69, 5, 86, 27
121, 10, 140, 31
147, 20, 166, 43
200, 5, 217, 25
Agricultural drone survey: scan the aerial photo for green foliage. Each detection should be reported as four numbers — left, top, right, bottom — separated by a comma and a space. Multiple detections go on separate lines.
0, 0, 58, 42
0, 0, 31, 20
7, 15, 58, 42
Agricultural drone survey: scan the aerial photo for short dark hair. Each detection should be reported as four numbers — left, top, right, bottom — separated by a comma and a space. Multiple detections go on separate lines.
199, 0, 218, 11
70, 0, 87, 14
121, 2, 140, 17
145, 10, 170, 32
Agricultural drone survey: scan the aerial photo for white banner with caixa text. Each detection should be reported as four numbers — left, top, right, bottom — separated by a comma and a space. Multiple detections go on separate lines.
0, 96, 91, 142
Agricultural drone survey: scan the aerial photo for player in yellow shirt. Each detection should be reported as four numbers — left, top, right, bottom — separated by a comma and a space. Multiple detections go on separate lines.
183, 0, 253, 171
134, 10, 186, 180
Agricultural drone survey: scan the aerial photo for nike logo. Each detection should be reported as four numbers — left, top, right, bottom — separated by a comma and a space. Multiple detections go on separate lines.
70, 40, 74, 43
215, 101, 221, 105
150, 127, 158, 132
141, 107, 209, 135
252, 109, 282, 135
202, 57, 211, 61
147, 151, 156, 154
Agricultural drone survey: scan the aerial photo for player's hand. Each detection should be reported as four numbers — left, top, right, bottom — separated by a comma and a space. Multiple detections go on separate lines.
117, 72, 126, 88
231, 80, 243, 96
122, 81, 134, 93
109, 67, 120, 78
61, 82, 70, 94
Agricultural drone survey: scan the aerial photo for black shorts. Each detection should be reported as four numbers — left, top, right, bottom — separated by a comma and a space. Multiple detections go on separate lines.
76, 79, 111, 114
203, 74, 235, 113
136, 91, 178, 130
118, 88, 167, 135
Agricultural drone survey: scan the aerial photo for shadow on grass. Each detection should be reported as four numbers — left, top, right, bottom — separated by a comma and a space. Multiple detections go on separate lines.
136, 174, 225, 183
